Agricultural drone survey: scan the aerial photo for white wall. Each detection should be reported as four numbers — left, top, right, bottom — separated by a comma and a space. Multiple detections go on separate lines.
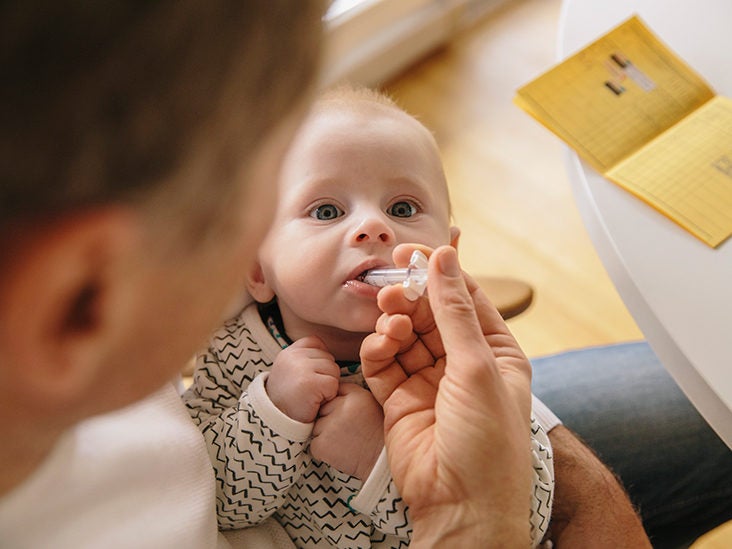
322, 0, 511, 87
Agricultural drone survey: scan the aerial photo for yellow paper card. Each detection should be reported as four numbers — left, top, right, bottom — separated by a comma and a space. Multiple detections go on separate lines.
607, 96, 732, 247
515, 16, 731, 247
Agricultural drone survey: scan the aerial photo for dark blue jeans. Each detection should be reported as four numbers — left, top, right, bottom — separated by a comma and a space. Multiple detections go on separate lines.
531, 342, 732, 549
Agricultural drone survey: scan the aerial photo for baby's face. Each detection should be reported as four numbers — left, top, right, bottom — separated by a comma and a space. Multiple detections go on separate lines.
255, 101, 454, 344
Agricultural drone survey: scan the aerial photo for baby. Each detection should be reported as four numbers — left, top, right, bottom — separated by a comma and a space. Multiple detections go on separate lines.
184, 85, 554, 548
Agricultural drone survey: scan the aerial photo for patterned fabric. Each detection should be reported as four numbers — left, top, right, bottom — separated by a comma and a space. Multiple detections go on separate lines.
183, 303, 554, 548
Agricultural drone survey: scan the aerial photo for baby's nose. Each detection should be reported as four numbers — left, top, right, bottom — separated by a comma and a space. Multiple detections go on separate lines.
351, 216, 395, 244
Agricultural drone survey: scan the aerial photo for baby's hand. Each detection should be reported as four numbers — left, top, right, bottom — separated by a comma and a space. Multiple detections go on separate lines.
311, 383, 385, 481
266, 336, 340, 423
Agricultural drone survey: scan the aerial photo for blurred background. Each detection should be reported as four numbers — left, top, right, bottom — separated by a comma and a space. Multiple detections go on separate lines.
323, 0, 644, 358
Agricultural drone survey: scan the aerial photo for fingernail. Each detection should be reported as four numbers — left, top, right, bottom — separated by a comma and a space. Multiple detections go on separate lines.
437, 248, 460, 277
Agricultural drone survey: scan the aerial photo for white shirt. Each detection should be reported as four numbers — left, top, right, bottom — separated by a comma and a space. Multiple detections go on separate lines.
0, 384, 223, 548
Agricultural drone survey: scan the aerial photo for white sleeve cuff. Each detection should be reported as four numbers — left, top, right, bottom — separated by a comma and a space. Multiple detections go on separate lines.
532, 394, 562, 432
247, 372, 313, 442
349, 447, 391, 515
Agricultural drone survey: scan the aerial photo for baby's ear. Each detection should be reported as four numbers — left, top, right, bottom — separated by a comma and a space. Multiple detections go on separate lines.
245, 261, 276, 303
449, 226, 461, 249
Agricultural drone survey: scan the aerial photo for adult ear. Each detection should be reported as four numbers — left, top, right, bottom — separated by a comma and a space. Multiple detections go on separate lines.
450, 225, 461, 249
245, 261, 276, 304
0, 208, 138, 408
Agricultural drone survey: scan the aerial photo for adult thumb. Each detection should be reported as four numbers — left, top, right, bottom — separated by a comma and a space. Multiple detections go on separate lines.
428, 246, 492, 366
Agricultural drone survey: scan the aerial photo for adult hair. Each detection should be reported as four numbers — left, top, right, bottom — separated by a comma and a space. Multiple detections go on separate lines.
1, 1, 324, 240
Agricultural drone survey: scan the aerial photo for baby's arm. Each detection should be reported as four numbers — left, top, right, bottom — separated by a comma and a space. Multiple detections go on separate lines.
183, 332, 338, 529
266, 336, 340, 423
310, 382, 384, 480
353, 458, 413, 541
184, 355, 306, 528
529, 414, 555, 547
311, 383, 412, 541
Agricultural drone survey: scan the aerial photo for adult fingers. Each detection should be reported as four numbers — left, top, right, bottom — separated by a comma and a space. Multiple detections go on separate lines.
360, 331, 408, 407
429, 246, 532, 409
427, 246, 499, 378
394, 242, 514, 347
463, 270, 526, 356
391, 243, 435, 267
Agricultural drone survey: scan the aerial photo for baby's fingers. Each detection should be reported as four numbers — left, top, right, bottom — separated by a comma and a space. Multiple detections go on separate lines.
290, 335, 330, 352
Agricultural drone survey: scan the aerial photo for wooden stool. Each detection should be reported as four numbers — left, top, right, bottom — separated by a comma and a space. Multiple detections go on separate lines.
475, 276, 534, 320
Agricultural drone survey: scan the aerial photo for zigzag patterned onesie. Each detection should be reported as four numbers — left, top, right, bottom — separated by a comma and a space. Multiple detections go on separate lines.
183, 302, 554, 548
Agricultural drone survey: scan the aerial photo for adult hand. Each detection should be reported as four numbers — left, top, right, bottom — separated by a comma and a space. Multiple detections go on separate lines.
311, 382, 384, 481
266, 336, 340, 423
360, 244, 534, 546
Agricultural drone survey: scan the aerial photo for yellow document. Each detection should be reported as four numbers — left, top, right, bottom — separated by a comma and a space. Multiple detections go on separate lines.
515, 16, 732, 247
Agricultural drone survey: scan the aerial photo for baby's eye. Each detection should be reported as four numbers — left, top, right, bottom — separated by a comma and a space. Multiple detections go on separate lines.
387, 200, 418, 218
309, 203, 344, 220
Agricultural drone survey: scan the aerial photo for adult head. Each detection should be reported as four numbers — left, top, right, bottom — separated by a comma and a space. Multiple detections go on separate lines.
0, 1, 324, 472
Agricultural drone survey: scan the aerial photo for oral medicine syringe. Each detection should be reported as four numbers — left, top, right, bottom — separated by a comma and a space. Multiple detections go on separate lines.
361, 250, 428, 301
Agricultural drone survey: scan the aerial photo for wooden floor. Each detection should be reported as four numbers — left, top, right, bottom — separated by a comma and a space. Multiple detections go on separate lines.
384, 0, 644, 358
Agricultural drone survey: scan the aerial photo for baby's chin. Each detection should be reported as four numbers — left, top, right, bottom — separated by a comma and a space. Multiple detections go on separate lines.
333, 315, 378, 346
341, 308, 382, 334
330, 322, 379, 340
298, 304, 382, 343
315, 322, 379, 363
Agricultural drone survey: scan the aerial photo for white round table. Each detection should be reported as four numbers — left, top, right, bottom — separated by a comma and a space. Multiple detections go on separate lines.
559, 0, 732, 447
